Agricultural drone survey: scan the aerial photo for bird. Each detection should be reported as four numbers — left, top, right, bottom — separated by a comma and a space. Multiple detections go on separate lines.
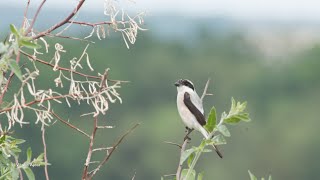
174, 79, 223, 158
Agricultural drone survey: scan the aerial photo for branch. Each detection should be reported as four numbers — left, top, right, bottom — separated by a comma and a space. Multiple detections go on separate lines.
22, 0, 31, 27
68, 20, 113, 27
0, 94, 68, 113
20, 50, 100, 80
46, 34, 95, 43
41, 123, 50, 180
20, 50, 128, 83
0, 71, 15, 105
48, 110, 90, 138
82, 116, 99, 180
32, 0, 86, 39
163, 141, 182, 149
176, 138, 189, 180
89, 123, 140, 178
200, 78, 213, 101
26, 0, 47, 35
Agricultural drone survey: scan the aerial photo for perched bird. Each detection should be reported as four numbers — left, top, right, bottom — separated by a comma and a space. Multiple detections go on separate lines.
175, 79, 223, 158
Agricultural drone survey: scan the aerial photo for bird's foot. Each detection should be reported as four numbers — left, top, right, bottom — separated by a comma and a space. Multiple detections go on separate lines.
184, 135, 191, 141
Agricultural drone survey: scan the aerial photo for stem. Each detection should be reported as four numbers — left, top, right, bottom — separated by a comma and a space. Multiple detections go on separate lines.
82, 116, 98, 179
41, 124, 50, 180
184, 146, 204, 180
176, 139, 189, 180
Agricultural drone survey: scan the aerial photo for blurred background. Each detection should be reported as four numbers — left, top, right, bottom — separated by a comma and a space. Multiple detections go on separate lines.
1, 0, 320, 179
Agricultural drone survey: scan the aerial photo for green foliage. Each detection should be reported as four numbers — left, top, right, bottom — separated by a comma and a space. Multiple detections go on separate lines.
0, 134, 46, 180
248, 170, 272, 180
223, 98, 250, 124
178, 98, 250, 180
0, 24, 41, 81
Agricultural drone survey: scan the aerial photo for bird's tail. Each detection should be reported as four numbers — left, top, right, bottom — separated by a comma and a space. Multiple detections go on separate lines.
199, 126, 223, 158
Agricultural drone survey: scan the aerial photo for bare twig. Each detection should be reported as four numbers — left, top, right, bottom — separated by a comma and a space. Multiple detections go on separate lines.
0, 71, 15, 105
41, 123, 50, 180
201, 78, 212, 101
131, 171, 136, 180
89, 123, 140, 178
163, 174, 176, 177
92, 147, 112, 152
48, 110, 90, 138
26, 0, 47, 35
163, 141, 182, 149
176, 138, 189, 180
32, 0, 86, 39
15, 158, 23, 180
82, 116, 98, 180
68, 20, 113, 27
46, 34, 95, 43
22, 0, 31, 27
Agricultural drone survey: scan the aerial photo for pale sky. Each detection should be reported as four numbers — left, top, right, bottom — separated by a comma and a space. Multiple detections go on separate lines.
2, 0, 320, 21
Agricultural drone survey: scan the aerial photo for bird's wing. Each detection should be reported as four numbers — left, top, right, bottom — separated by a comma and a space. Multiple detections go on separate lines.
183, 92, 206, 126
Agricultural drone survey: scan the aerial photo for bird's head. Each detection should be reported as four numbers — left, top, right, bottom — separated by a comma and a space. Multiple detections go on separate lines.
174, 79, 195, 91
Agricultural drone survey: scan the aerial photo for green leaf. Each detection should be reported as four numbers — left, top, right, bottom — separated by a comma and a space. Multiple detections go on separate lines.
211, 134, 227, 145
19, 40, 41, 49
8, 59, 22, 81
224, 116, 241, 124
10, 24, 19, 37
197, 172, 204, 180
181, 169, 196, 180
224, 113, 251, 124
0, 135, 5, 145
13, 138, 26, 145
204, 106, 217, 132
217, 124, 231, 137
26, 147, 32, 163
23, 167, 35, 180
180, 148, 196, 165
187, 152, 194, 168
248, 170, 257, 180
268, 175, 272, 180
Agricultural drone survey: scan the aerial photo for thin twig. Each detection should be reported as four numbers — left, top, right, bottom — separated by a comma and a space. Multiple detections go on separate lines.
26, 0, 47, 35
131, 171, 136, 180
41, 123, 50, 180
20, 50, 100, 80
176, 138, 189, 180
15, 158, 23, 180
92, 147, 112, 152
32, 0, 86, 39
201, 78, 212, 101
163, 174, 176, 177
89, 123, 140, 178
48, 110, 90, 138
0, 71, 15, 105
22, 0, 31, 27
163, 141, 182, 149
68, 20, 113, 27
82, 116, 98, 180
46, 34, 95, 43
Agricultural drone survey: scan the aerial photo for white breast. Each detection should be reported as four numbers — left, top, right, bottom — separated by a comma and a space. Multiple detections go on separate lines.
176, 86, 204, 130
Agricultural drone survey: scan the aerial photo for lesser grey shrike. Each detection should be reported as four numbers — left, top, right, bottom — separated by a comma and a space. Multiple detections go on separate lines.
175, 79, 223, 158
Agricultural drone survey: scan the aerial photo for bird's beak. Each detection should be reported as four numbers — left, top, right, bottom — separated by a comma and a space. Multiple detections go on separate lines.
174, 81, 180, 87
